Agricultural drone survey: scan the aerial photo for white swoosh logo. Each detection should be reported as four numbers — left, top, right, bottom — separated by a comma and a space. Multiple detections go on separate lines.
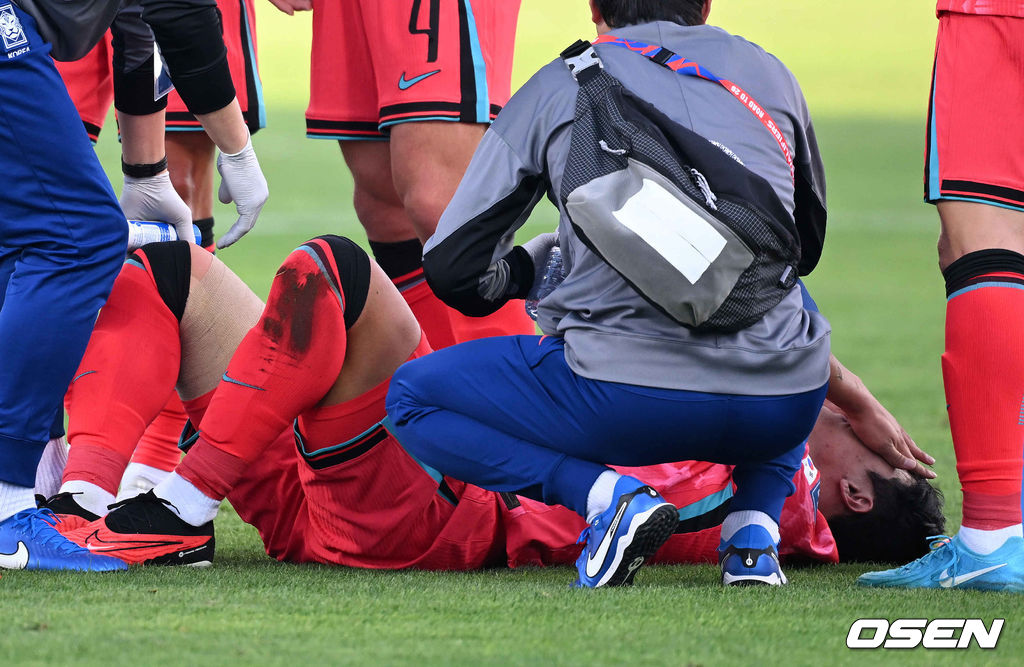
939, 563, 1007, 588
585, 501, 630, 578
0, 542, 29, 569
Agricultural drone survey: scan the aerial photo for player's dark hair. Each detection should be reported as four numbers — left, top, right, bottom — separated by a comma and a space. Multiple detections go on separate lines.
593, 0, 705, 28
828, 472, 945, 564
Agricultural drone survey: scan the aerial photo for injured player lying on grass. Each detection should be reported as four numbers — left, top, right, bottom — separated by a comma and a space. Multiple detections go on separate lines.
40, 239, 943, 581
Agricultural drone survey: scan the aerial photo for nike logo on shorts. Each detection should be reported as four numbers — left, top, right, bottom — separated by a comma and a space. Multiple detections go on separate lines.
398, 70, 441, 90
0, 542, 29, 569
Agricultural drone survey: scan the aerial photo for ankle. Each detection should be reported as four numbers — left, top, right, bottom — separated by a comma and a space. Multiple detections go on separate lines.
59, 480, 115, 517
959, 524, 1023, 555
153, 473, 220, 527
721, 510, 780, 544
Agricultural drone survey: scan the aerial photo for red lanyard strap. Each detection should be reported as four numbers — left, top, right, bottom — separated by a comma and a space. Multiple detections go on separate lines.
593, 35, 795, 183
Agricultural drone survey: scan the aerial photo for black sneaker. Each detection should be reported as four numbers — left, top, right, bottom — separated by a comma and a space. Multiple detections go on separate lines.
64, 491, 214, 566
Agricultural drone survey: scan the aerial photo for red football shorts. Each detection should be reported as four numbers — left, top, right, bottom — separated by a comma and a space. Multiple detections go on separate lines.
220, 333, 506, 570
54, 0, 264, 141
925, 12, 1024, 211
306, 0, 520, 140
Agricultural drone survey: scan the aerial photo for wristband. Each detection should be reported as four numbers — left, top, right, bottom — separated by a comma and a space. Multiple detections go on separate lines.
122, 157, 168, 178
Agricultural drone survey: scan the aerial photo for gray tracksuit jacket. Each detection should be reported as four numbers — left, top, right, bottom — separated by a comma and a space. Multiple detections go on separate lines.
424, 21, 831, 395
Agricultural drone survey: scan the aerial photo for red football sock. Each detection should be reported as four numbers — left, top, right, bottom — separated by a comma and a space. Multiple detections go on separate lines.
943, 270, 1024, 530
396, 268, 535, 349
447, 299, 536, 343
64, 261, 180, 495
131, 395, 187, 472
178, 241, 349, 500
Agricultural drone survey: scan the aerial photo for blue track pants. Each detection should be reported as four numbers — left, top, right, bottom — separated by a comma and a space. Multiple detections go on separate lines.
387, 334, 827, 519
0, 6, 127, 486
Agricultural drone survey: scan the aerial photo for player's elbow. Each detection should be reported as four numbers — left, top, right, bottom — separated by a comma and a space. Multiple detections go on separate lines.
422, 252, 503, 318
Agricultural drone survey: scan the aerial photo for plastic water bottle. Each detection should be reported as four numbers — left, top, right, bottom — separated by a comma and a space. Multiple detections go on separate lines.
127, 220, 202, 249
525, 246, 565, 321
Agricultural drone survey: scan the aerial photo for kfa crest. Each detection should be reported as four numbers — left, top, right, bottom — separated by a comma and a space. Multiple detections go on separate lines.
0, 5, 28, 53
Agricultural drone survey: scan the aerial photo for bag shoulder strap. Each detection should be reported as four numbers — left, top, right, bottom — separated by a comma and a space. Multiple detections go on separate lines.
591, 35, 795, 182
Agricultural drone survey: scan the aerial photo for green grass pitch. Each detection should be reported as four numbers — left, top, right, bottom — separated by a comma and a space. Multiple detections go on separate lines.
3, 2, 1023, 664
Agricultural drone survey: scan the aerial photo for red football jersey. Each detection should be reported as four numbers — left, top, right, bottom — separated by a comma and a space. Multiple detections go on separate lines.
503, 445, 839, 568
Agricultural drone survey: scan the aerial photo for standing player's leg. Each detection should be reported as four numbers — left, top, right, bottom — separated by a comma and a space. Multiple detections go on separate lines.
859, 13, 1024, 592
164, 133, 218, 247
370, 0, 534, 341
0, 9, 127, 571
307, 0, 533, 346
339, 141, 459, 349
306, 0, 461, 348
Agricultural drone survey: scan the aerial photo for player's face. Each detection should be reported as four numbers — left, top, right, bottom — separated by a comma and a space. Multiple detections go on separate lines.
808, 407, 914, 519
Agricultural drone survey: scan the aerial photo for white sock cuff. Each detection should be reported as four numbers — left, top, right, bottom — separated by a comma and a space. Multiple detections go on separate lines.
34, 436, 69, 500
153, 472, 220, 527
959, 524, 1023, 555
59, 480, 115, 517
721, 510, 780, 544
586, 470, 622, 523
117, 462, 173, 501
0, 481, 38, 522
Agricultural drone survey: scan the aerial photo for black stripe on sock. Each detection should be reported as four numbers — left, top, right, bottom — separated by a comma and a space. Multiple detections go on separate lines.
942, 249, 1024, 296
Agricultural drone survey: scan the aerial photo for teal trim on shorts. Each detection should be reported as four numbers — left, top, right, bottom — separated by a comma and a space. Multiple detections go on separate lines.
461, 0, 490, 124
928, 194, 1024, 214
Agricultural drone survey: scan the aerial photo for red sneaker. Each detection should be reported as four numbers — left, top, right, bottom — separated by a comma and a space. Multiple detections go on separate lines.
64, 491, 214, 566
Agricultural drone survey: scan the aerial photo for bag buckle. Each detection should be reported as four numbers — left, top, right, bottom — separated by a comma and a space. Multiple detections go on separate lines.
561, 41, 603, 81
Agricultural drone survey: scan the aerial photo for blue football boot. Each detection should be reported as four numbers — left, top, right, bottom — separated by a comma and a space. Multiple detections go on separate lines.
0, 508, 127, 571
858, 534, 1024, 592
719, 524, 787, 586
573, 476, 678, 588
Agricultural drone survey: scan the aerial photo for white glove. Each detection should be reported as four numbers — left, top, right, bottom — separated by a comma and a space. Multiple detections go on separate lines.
216, 135, 268, 249
120, 171, 194, 245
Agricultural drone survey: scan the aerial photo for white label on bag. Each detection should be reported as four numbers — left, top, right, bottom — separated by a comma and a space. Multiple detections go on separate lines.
612, 178, 726, 284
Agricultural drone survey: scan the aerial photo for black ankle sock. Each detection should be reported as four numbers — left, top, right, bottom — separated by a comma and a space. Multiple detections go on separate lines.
194, 217, 215, 248
368, 238, 424, 280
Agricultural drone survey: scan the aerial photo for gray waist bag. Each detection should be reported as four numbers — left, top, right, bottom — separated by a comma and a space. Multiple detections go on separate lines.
559, 40, 801, 333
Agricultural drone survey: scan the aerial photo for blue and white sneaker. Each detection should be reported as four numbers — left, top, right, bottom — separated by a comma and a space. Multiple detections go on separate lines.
719, 524, 787, 586
858, 534, 1024, 592
0, 508, 127, 571
573, 477, 678, 588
